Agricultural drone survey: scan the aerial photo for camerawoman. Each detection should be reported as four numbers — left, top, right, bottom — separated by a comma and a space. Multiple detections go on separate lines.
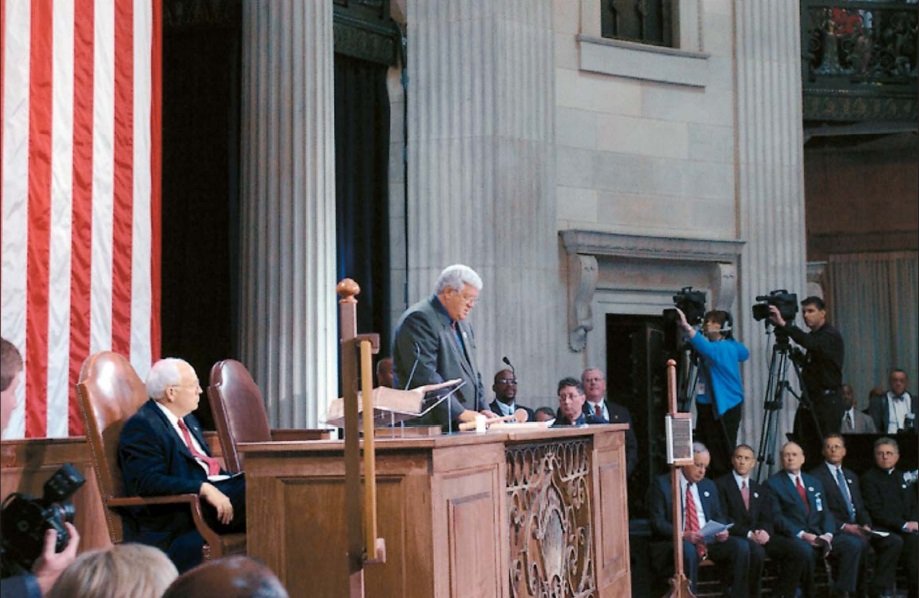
767, 295, 845, 447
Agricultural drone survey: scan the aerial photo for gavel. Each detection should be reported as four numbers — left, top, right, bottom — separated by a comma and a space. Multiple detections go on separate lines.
457, 408, 528, 431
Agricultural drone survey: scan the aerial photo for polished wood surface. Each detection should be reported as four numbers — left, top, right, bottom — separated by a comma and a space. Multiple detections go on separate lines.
239, 425, 632, 598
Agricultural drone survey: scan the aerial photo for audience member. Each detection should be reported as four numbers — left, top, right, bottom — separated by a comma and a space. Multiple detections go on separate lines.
391, 264, 493, 428
1, 338, 82, 598
676, 308, 749, 478
839, 384, 876, 433
581, 368, 637, 475
47, 543, 177, 598
649, 442, 750, 596
533, 406, 556, 422
868, 369, 917, 434
488, 368, 533, 421
767, 441, 863, 598
118, 358, 246, 572
769, 297, 845, 460
162, 555, 288, 598
809, 434, 901, 597
860, 437, 918, 598
375, 357, 393, 388
552, 378, 605, 426
715, 444, 808, 598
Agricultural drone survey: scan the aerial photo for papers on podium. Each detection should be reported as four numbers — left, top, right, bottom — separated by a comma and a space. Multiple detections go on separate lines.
700, 520, 733, 541
324, 379, 464, 428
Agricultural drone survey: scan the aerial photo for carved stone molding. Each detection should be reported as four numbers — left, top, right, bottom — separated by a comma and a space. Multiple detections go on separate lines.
506, 439, 594, 598
567, 254, 598, 352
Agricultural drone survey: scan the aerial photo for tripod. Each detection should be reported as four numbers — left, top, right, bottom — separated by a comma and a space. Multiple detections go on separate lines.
754, 330, 814, 482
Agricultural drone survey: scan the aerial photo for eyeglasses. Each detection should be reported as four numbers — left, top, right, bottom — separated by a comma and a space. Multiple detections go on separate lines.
496, 379, 517, 385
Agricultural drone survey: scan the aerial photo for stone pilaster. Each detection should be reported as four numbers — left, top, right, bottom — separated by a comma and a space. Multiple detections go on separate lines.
405, 0, 558, 406
239, 0, 337, 427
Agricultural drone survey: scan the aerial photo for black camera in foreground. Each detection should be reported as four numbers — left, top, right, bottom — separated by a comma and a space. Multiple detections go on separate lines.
752, 290, 798, 322
1, 463, 85, 576
663, 286, 707, 327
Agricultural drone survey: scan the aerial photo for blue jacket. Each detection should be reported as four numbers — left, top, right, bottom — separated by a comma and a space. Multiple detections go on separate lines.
766, 470, 834, 537
689, 334, 749, 415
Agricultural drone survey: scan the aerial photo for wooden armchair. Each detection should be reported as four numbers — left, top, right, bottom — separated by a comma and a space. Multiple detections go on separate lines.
76, 351, 245, 560
207, 359, 332, 473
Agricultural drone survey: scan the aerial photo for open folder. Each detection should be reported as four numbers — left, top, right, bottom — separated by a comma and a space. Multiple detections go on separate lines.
324, 379, 465, 428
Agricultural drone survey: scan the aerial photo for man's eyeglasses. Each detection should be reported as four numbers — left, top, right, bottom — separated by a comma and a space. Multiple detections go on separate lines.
496, 379, 517, 385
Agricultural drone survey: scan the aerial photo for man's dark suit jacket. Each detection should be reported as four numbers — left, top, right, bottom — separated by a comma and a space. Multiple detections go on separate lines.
650, 474, 728, 539
582, 399, 638, 476
715, 474, 775, 537
766, 471, 834, 537
118, 400, 223, 553
488, 400, 534, 422
808, 463, 870, 529
867, 392, 918, 433
861, 466, 918, 532
392, 295, 486, 427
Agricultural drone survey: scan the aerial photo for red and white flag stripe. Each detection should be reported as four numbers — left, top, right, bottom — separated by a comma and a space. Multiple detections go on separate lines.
1, 0, 161, 438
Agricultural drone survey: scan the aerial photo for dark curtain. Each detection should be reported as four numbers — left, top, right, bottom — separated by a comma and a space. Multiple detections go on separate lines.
334, 54, 391, 347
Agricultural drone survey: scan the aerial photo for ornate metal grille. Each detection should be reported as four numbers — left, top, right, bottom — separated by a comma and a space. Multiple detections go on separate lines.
506, 439, 595, 598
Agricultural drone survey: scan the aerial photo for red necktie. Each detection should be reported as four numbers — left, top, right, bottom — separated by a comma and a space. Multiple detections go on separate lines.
684, 483, 705, 557
178, 419, 221, 476
795, 476, 809, 514
741, 480, 750, 510
594, 403, 602, 418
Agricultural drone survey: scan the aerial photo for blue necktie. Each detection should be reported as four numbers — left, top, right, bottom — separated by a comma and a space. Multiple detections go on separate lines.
835, 466, 855, 523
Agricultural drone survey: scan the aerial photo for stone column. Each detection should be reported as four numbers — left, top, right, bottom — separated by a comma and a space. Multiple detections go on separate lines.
239, 0, 337, 427
405, 0, 558, 407
734, 1, 808, 450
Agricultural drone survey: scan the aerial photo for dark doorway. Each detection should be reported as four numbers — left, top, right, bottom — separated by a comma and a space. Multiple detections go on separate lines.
161, 3, 242, 428
605, 314, 668, 519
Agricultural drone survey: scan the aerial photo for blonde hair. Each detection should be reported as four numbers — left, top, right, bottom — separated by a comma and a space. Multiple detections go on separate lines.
48, 543, 178, 598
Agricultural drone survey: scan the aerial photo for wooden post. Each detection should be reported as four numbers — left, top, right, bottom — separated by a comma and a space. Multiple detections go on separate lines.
664, 359, 695, 598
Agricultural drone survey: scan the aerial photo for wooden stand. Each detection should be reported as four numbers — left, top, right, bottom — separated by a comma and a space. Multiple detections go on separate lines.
664, 359, 695, 598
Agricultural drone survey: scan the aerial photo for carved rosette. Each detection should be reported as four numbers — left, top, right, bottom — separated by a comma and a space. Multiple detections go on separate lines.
506, 439, 595, 598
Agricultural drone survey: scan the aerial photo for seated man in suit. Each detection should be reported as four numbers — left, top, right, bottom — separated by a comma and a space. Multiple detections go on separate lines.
809, 434, 902, 597
650, 442, 750, 596
767, 441, 864, 598
715, 444, 809, 598
118, 358, 246, 572
552, 377, 606, 426
868, 369, 917, 434
839, 384, 876, 433
581, 368, 637, 475
488, 368, 533, 421
860, 437, 918, 598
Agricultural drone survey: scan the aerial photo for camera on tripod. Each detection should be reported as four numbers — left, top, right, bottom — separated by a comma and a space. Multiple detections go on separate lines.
751, 290, 798, 322
1, 463, 85, 576
663, 286, 707, 326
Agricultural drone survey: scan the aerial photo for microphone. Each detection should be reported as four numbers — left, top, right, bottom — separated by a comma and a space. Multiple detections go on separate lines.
404, 343, 421, 390
502, 356, 516, 377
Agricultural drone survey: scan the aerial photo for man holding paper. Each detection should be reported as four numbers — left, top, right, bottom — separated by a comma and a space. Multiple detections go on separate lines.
649, 442, 750, 596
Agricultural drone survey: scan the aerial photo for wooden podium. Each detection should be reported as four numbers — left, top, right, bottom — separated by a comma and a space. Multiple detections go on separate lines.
239, 425, 632, 597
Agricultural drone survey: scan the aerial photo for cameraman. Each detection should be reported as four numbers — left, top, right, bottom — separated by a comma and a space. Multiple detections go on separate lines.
2, 337, 81, 597
767, 297, 845, 452
676, 309, 750, 478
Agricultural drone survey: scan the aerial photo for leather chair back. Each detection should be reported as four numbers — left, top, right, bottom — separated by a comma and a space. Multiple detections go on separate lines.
76, 351, 149, 543
207, 359, 271, 473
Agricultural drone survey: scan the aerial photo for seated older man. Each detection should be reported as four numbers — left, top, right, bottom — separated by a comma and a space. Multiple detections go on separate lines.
552, 377, 606, 426
118, 358, 246, 572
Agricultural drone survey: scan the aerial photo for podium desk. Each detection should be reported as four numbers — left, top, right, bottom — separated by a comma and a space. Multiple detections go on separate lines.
238, 424, 631, 598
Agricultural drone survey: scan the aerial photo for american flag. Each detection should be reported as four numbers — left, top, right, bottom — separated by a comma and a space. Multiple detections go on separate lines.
1, 0, 161, 438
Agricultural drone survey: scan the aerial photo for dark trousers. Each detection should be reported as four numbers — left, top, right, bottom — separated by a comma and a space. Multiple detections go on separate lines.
845, 529, 903, 594
696, 403, 741, 479
900, 531, 918, 598
746, 535, 810, 598
684, 537, 751, 597
794, 390, 844, 463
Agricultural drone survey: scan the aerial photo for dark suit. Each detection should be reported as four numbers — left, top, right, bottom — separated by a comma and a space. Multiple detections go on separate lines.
867, 392, 918, 433
715, 474, 808, 598
118, 400, 246, 572
649, 473, 750, 596
392, 295, 486, 428
488, 399, 534, 421
583, 399, 638, 476
767, 471, 863, 595
861, 466, 919, 598
810, 463, 902, 594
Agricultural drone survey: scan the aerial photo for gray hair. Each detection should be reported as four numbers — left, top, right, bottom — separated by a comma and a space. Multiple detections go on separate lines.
146, 358, 188, 401
692, 442, 709, 455
435, 264, 482, 294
